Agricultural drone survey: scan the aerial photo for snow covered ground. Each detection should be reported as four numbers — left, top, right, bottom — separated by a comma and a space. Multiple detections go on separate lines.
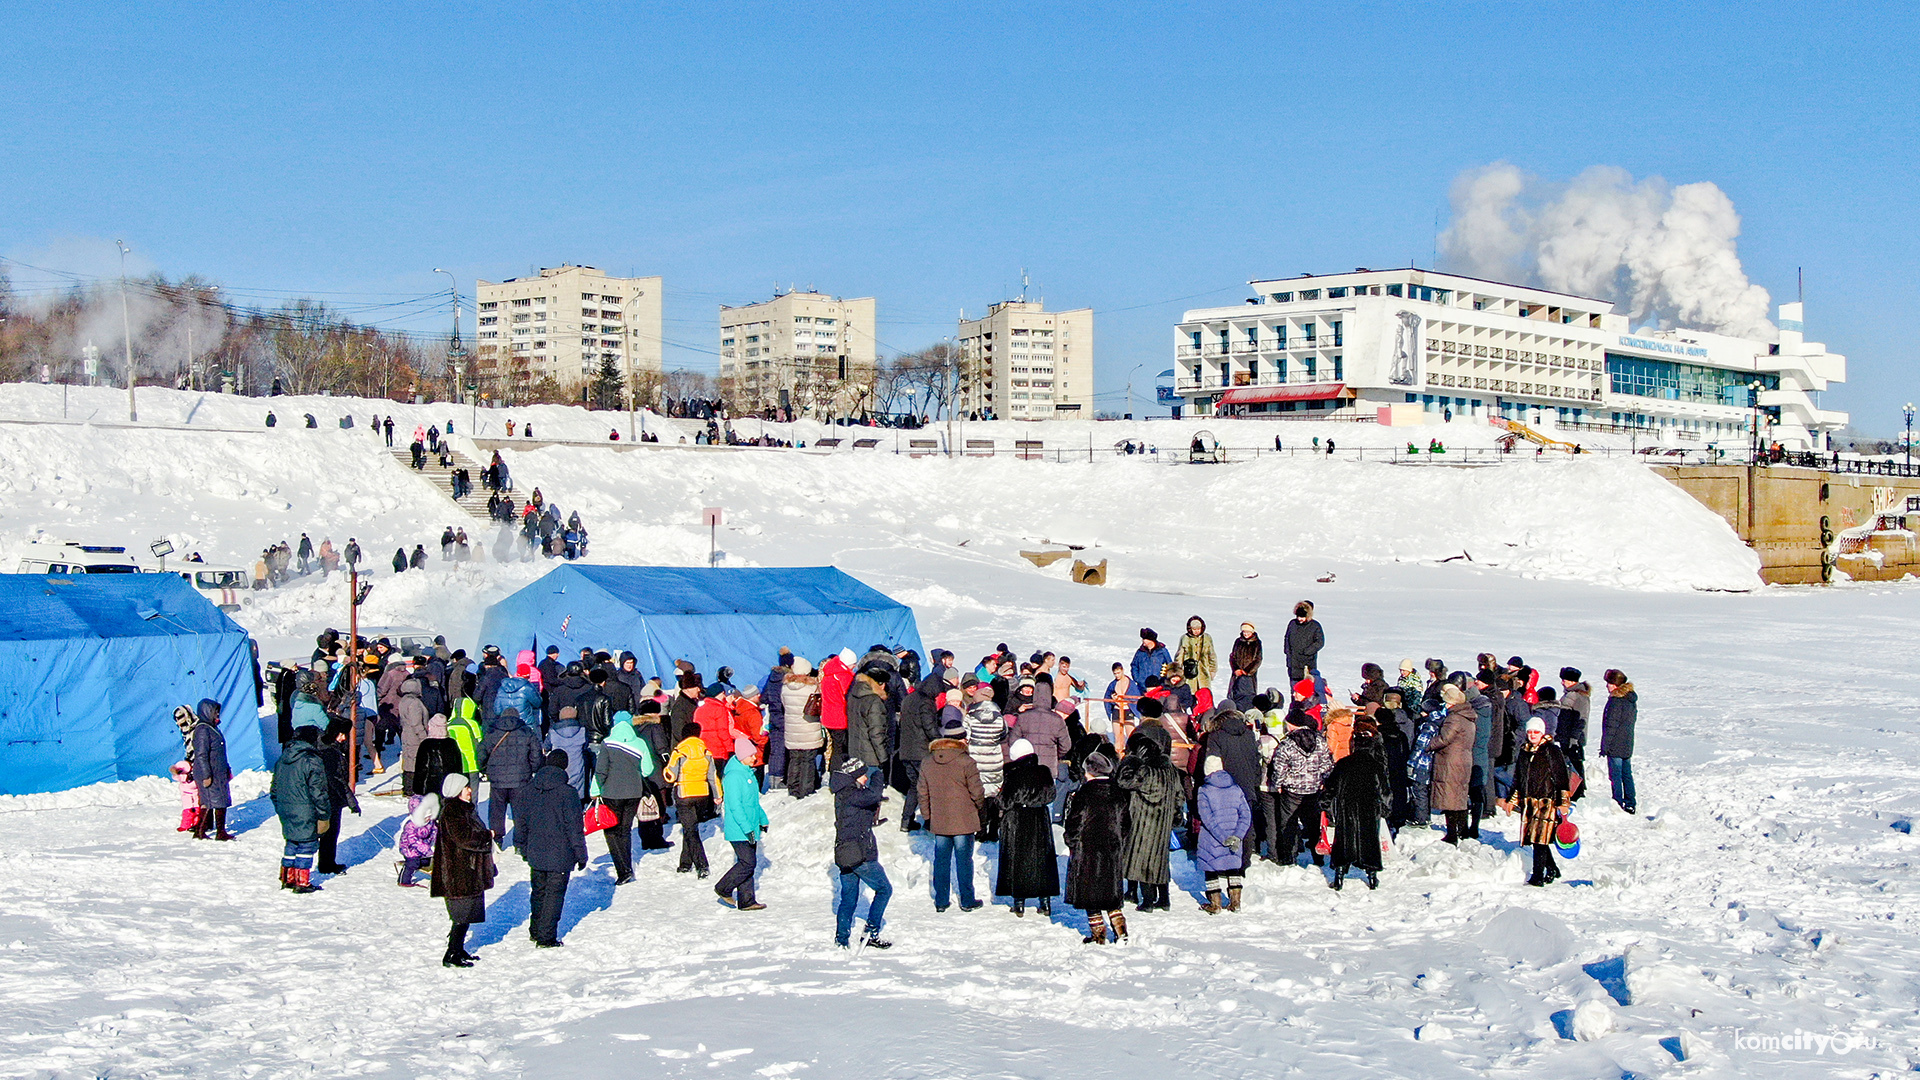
0, 386, 1914, 1078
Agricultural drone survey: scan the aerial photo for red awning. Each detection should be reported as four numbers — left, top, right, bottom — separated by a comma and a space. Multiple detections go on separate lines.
1217, 382, 1350, 406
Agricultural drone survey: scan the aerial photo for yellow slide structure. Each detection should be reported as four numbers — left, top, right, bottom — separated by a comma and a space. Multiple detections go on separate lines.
1490, 416, 1581, 453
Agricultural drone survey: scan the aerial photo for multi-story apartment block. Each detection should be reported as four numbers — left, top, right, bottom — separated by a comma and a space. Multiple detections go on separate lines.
954, 301, 1094, 420
1171, 268, 1846, 450
718, 291, 876, 418
474, 265, 663, 392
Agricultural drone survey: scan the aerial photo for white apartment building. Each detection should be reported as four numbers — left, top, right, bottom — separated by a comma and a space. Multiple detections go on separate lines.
1171, 268, 1847, 450
718, 291, 877, 418
955, 301, 1094, 420
474, 265, 663, 392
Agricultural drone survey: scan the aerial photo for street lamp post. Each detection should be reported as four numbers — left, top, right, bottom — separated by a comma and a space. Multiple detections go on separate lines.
1905, 402, 1915, 468
117, 240, 136, 421
1126, 363, 1143, 420
433, 269, 464, 410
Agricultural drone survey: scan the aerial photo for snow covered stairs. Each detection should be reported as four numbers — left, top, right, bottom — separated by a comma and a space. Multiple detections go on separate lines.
386, 446, 492, 521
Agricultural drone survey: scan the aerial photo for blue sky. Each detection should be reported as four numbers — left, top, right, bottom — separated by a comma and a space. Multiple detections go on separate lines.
2, 3, 1913, 425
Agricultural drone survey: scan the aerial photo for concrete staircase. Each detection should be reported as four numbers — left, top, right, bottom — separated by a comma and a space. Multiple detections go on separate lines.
387, 445, 493, 521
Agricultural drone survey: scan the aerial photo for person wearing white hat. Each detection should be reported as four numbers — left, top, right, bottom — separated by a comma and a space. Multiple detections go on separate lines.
996, 739, 1058, 917
432, 772, 497, 968
1500, 717, 1572, 887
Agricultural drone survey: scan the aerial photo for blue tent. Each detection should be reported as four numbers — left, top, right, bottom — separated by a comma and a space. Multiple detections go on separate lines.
0, 574, 266, 796
478, 565, 924, 684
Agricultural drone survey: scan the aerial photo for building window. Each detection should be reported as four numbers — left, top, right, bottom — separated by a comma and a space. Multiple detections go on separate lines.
1332, 356, 1343, 381
479, 301, 497, 311
1330, 320, 1342, 346
512, 299, 531, 307
1299, 289, 1320, 300
1270, 292, 1292, 303
1328, 287, 1347, 298
1386, 284, 1403, 298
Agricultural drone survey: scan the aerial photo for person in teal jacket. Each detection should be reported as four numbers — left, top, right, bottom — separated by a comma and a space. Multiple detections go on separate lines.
715, 735, 769, 910
270, 726, 331, 894
591, 713, 657, 885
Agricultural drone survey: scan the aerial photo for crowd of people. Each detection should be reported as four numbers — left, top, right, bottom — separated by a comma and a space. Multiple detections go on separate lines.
240, 603, 1642, 965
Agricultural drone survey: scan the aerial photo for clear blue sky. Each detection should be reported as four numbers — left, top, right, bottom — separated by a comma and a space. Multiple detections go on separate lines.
2, 3, 1913, 425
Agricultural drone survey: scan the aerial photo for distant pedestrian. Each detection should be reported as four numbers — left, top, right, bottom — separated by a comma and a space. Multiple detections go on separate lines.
1600, 669, 1637, 814
270, 725, 330, 893
383, 416, 394, 447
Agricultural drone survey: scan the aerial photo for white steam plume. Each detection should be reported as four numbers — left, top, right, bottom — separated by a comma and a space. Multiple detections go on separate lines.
1438, 163, 1775, 339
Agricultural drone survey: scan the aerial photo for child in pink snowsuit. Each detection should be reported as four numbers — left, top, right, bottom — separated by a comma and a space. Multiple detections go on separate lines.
173, 761, 200, 832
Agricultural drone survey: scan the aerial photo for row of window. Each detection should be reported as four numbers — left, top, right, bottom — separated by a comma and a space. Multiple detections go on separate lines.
1603, 354, 1779, 405
1268, 285, 1448, 304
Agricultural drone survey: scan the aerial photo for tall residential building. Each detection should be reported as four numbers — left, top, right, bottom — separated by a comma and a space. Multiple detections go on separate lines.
474, 265, 663, 393
718, 291, 877, 418
955, 301, 1094, 420
1170, 267, 1847, 450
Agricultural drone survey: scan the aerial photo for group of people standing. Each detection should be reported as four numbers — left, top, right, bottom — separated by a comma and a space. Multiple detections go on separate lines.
248, 601, 1642, 964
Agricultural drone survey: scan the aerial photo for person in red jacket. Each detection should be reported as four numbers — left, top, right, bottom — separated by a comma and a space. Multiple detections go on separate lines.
733, 688, 769, 783
819, 648, 856, 766
695, 693, 737, 764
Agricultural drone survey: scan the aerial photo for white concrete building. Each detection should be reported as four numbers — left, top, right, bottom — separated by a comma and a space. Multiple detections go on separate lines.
1170, 268, 1847, 450
955, 301, 1094, 420
474, 265, 663, 392
718, 291, 877, 418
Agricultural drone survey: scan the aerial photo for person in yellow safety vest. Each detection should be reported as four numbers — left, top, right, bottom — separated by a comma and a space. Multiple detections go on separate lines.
447, 697, 483, 782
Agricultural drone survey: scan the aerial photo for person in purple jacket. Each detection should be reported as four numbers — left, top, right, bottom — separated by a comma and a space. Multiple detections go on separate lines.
1196, 754, 1253, 914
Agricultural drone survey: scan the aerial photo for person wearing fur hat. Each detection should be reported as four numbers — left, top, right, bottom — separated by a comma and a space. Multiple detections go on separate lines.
1115, 729, 1181, 911
1429, 683, 1478, 844
270, 725, 331, 893
845, 661, 893, 785
667, 670, 703, 746
1501, 717, 1571, 885
716, 736, 769, 910
1227, 623, 1262, 710
830, 756, 892, 949
1064, 748, 1130, 943
1556, 668, 1593, 801
1196, 754, 1253, 913
1282, 601, 1324, 684
1326, 718, 1391, 890
1599, 668, 1637, 814
996, 739, 1059, 916
1174, 616, 1217, 694
514, 750, 589, 947
433, 774, 497, 966
1129, 630, 1172, 703
919, 714, 985, 911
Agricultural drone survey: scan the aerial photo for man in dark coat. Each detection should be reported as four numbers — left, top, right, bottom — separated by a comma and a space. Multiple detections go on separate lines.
1282, 601, 1324, 683
315, 718, 363, 874
480, 708, 544, 845
537, 647, 564, 696
1326, 720, 1391, 890
270, 726, 331, 892
1064, 750, 1131, 943
758, 654, 789, 790
513, 750, 590, 948
995, 740, 1058, 916
546, 663, 594, 738
830, 757, 892, 949
893, 671, 946, 832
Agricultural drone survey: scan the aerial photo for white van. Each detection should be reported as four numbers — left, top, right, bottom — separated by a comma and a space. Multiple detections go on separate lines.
169, 564, 251, 612
16, 542, 144, 575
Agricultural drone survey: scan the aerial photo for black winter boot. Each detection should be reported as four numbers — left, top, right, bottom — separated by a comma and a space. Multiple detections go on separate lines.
444, 923, 473, 967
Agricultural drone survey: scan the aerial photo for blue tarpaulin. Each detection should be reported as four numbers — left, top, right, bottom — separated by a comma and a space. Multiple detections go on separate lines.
477, 565, 924, 685
0, 574, 265, 796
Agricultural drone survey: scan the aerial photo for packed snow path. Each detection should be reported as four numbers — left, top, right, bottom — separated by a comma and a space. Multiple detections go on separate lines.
1, 569, 1915, 1079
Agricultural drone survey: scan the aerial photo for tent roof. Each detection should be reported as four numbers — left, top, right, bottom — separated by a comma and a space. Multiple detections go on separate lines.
535, 565, 908, 617
0, 574, 247, 642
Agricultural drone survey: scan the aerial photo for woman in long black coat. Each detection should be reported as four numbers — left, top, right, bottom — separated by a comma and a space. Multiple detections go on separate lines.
1064, 750, 1130, 943
996, 741, 1058, 916
431, 775, 497, 967
1114, 731, 1181, 911
1326, 719, 1391, 890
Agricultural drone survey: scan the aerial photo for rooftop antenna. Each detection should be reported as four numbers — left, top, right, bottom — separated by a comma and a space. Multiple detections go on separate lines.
1019, 268, 1029, 302
1797, 267, 1803, 304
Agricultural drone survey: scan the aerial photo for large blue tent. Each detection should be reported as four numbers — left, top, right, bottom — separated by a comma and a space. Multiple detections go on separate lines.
0, 574, 266, 796
478, 565, 924, 684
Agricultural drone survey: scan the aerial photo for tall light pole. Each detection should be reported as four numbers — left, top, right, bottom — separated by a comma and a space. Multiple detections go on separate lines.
1905, 402, 1915, 467
117, 240, 136, 421
433, 268, 465, 411
1126, 363, 1143, 420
